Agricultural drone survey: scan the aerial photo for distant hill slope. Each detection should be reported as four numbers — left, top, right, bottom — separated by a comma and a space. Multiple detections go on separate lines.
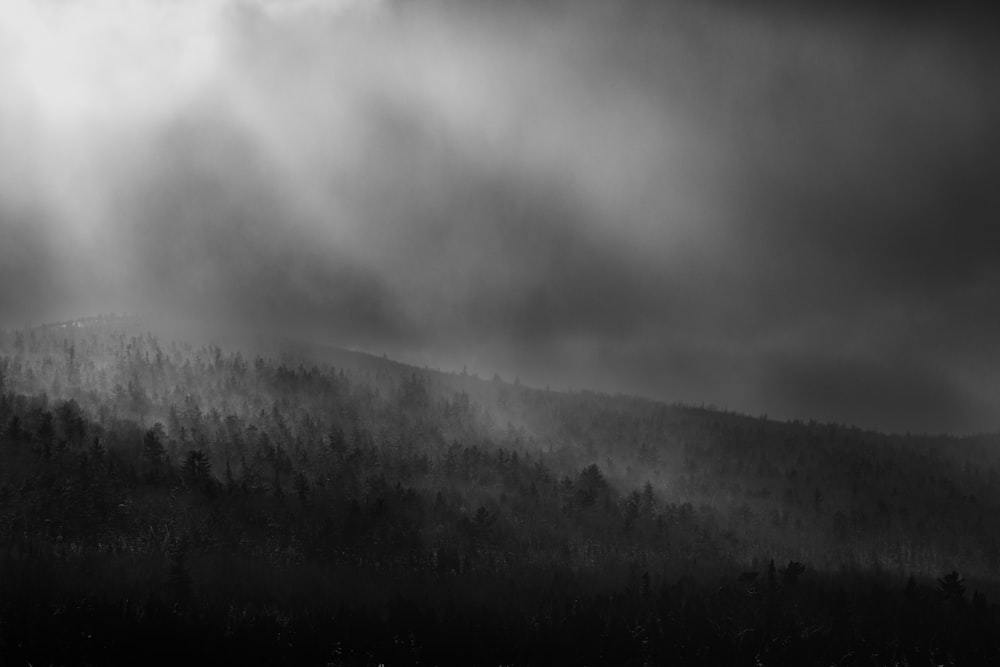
6, 313, 1000, 579
2, 314, 1000, 663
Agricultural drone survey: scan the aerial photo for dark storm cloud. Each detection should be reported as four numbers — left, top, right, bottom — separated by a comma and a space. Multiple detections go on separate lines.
757, 351, 993, 435
0, 0, 998, 433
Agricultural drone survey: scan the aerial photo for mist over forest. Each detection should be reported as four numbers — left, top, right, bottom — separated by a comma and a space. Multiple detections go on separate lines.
2, 315, 1000, 664
2, 0, 1000, 664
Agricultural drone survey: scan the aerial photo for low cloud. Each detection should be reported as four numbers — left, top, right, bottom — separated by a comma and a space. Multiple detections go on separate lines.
0, 0, 998, 433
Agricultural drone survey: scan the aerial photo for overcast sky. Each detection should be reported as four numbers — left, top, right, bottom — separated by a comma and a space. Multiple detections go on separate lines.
0, 0, 997, 433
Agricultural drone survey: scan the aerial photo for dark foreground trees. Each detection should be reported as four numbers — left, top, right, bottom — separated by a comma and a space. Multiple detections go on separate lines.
2, 561, 998, 665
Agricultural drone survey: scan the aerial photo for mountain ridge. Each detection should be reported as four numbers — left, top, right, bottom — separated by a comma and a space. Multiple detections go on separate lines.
27, 311, 992, 440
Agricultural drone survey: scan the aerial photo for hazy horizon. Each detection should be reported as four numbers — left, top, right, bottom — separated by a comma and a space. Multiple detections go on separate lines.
1, 0, 998, 434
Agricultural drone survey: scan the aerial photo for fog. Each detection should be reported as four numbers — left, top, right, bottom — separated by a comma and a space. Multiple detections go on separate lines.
1, 0, 998, 433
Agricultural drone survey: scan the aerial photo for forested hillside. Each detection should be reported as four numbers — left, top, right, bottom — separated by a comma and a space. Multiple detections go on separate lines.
1, 316, 999, 664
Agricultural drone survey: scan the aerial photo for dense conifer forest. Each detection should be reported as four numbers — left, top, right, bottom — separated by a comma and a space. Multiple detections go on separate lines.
1, 315, 999, 664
